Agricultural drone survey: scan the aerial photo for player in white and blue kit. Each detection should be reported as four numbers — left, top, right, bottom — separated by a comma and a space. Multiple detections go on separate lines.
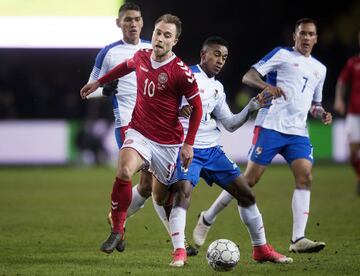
170, 36, 293, 264
193, 18, 333, 254
86, 3, 152, 252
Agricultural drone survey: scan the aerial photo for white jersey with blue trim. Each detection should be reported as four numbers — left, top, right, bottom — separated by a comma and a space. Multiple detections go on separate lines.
88, 39, 151, 128
180, 65, 234, 148
253, 47, 326, 137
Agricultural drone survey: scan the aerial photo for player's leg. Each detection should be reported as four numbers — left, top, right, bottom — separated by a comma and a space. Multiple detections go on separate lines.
346, 114, 360, 195
168, 179, 194, 267
101, 129, 150, 254
127, 170, 152, 217
225, 175, 292, 264
101, 147, 145, 254
150, 144, 189, 267
286, 137, 325, 253
109, 170, 153, 252
151, 185, 198, 257
349, 142, 360, 195
193, 190, 233, 247
193, 128, 269, 247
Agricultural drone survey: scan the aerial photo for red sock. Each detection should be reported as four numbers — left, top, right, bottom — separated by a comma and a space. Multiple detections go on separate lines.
111, 177, 132, 234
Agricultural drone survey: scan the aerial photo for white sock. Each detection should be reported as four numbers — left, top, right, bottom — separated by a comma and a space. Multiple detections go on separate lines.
204, 190, 233, 224
126, 184, 147, 218
292, 189, 310, 242
151, 196, 171, 235
169, 207, 186, 250
239, 204, 266, 246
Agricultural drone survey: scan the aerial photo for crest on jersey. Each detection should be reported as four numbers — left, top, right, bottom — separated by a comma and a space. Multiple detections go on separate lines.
313, 71, 320, 79
214, 89, 219, 99
158, 72, 168, 84
255, 146, 263, 155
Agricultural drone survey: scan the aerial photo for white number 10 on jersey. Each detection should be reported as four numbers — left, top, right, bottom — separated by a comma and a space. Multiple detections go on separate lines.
143, 78, 155, 97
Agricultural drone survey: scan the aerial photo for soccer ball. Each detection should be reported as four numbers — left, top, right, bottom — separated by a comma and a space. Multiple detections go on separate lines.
206, 239, 240, 271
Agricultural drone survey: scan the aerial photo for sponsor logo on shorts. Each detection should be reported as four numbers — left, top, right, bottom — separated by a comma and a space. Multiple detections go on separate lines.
255, 146, 263, 155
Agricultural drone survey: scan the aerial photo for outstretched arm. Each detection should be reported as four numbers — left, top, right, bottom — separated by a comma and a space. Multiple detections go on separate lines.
221, 88, 273, 132
333, 80, 347, 115
80, 61, 133, 99
242, 68, 286, 100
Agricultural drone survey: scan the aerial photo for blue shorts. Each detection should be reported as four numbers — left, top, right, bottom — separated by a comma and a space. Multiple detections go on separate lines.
176, 146, 241, 188
249, 127, 313, 166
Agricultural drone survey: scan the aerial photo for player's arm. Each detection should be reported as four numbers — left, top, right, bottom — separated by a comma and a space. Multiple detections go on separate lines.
180, 94, 202, 169
333, 59, 351, 115
242, 68, 286, 100
80, 59, 134, 99
86, 80, 119, 99
219, 88, 273, 132
310, 102, 332, 125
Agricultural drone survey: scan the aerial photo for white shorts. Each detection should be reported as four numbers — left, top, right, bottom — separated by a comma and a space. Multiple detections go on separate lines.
122, 129, 180, 186
345, 114, 360, 143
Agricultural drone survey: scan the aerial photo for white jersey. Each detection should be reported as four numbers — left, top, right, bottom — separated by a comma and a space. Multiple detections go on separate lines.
88, 39, 152, 128
253, 47, 326, 137
180, 65, 234, 148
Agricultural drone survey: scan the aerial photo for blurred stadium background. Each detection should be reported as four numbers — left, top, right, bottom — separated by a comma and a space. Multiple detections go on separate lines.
0, 0, 359, 166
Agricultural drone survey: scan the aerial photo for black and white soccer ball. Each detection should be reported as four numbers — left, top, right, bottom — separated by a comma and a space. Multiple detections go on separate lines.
206, 239, 240, 271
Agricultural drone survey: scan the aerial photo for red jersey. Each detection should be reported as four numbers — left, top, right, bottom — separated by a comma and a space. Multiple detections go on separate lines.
338, 55, 360, 114
125, 49, 199, 144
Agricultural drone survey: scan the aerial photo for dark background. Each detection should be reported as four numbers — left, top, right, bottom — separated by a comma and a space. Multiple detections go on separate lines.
1, 0, 359, 120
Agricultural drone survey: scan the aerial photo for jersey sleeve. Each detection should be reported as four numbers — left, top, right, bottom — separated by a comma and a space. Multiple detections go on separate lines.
88, 47, 111, 82
313, 67, 326, 103
176, 62, 199, 99
126, 50, 140, 70
252, 47, 283, 77
212, 87, 233, 121
338, 57, 354, 84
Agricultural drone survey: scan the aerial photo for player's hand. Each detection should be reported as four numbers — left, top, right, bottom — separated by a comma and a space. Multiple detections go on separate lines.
102, 79, 119, 96
80, 81, 101, 99
180, 143, 194, 170
333, 99, 346, 115
251, 89, 274, 111
322, 111, 332, 125
263, 85, 287, 101
179, 105, 193, 118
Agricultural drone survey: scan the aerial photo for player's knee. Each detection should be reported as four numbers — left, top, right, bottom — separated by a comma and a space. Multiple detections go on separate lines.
246, 175, 260, 187
235, 190, 255, 207
137, 183, 152, 198
172, 181, 192, 209
138, 178, 152, 198
296, 172, 312, 188
152, 193, 166, 206
117, 166, 133, 181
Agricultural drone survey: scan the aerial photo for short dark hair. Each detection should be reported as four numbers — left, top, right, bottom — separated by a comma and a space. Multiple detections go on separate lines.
202, 36, 229, 50
155, 14, 182, 38
295, 18, 317, 32
118, 2, 141, 17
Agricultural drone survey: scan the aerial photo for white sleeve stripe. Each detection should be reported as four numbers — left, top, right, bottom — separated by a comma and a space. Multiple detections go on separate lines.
186, 91, 199, 100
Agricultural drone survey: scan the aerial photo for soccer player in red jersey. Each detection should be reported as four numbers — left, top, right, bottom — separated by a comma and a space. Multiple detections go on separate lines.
334, 30, 360, 195
80, 14, 202, 265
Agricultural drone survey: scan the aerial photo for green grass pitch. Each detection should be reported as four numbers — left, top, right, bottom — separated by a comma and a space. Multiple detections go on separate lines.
1, 164, 359, 275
